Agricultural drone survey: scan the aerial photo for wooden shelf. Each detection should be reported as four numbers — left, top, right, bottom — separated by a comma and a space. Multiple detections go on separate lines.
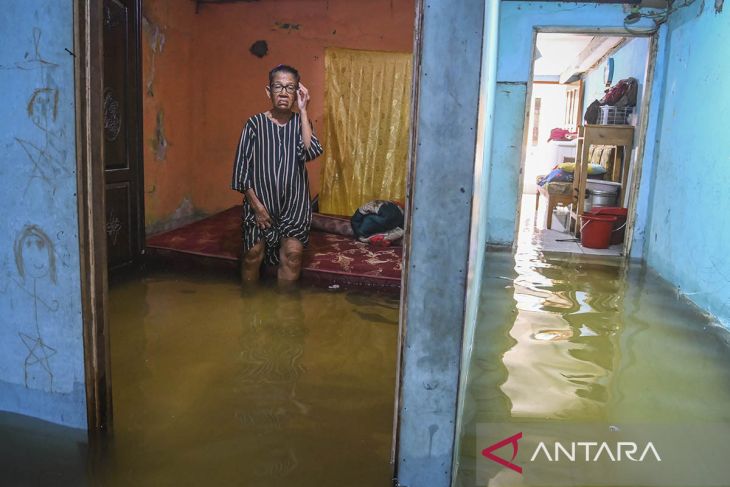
569, 124, 634, 236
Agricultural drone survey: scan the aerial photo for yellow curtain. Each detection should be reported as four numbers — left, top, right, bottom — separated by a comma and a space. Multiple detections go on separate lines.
319, 48, 412, 216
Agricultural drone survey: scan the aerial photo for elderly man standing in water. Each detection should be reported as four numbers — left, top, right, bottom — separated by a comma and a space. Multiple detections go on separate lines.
231, 64, 324, 283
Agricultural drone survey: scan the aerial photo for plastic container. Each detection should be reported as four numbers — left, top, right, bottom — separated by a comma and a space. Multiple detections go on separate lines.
588, 207, 628, 245
580, 214, 618, 249
599, 105, 633, 125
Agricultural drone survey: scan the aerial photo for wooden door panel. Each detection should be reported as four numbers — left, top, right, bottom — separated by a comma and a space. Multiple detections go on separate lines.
105, 183, 133, 265
103, 0, 129, 173
103, 0, 143, 272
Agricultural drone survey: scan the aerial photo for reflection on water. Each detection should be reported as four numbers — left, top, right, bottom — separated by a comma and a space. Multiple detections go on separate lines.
456, 242, 730, 487
6, 246, 730, 486
101, 274, 399, 486
0, 272, 398, 486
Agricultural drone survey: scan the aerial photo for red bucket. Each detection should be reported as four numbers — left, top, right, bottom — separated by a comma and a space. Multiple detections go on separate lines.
580, 214, 618, 249
588, 207, 628, 245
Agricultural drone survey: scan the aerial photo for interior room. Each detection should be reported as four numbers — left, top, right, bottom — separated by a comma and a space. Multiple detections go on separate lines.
520, 32, 651, 256
118, 0, 414, 291
102, 0, 415, 483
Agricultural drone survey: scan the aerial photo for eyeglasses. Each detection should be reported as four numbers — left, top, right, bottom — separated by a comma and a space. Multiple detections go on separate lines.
270, 84, 298, 94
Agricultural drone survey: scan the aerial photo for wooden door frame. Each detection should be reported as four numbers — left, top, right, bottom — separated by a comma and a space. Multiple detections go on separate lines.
75, 0, 144, 434
514, 27, 659, 258
75, 0, 112, 433
74, 2, 426, 470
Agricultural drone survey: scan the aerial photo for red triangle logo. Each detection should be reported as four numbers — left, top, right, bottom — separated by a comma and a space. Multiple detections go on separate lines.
481, 432, 523, 474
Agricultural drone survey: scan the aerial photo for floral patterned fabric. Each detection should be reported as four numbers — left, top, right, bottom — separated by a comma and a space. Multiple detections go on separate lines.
304, 231, 402, 285
146, 206, 402, 292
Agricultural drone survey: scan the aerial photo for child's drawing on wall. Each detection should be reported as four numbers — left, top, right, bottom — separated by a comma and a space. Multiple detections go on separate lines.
14, 224, 58, 392
12, 28, 70, 197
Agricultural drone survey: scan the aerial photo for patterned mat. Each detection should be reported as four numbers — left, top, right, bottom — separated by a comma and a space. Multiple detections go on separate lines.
146, 206, 402, 291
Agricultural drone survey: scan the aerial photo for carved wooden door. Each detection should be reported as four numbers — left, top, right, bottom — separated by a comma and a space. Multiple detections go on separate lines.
102, 0, 144, 272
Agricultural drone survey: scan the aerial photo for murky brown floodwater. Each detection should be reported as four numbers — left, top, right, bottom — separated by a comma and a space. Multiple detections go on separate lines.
0, 271, 399, 487
100, 273, 399, 486
4, 228, 730, 487
455, 241, 730, 487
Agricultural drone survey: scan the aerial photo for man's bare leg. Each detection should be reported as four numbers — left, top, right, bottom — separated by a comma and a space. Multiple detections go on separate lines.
241, 241, 265, 282
278, 237, 303, 281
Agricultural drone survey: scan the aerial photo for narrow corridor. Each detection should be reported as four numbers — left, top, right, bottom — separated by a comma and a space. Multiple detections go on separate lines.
456, 237, 730, 486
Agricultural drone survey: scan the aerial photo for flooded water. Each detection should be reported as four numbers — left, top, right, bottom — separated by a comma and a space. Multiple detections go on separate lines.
0, 271, 399, 486
455, 240, 730, 487
4, 224, 730, 486
100, 272, 399, 486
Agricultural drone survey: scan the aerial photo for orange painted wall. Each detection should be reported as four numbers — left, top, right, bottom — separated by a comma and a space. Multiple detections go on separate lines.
142, 0, 415, 231
141, 1, 200, 233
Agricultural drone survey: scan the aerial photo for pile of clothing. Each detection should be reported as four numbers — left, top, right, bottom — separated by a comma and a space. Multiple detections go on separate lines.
547, 128, 578, 142
584, 77, 639, 124
350, 200, 404, 247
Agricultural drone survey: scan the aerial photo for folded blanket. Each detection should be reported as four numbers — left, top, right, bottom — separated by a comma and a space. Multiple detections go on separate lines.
351, 200, 404, 239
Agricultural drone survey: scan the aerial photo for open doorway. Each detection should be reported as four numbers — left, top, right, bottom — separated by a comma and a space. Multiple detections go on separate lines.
517, 31, 654, 257
95, 0, 418, 484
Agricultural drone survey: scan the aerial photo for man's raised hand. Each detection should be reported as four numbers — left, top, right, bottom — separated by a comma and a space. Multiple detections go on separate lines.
297, 83, 310, 112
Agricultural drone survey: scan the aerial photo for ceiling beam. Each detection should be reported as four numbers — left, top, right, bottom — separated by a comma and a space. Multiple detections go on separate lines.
559, 36, 625, 84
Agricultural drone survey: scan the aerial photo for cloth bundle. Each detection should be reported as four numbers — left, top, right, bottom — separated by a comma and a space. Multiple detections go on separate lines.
351, 200, 405, 247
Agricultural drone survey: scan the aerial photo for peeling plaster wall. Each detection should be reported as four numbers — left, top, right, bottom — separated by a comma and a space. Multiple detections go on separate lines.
0, 1, 87, 428
487, 2, 657, 245
191, 0, 415, 216
643, 2, 730, 327
142, 1, 201, 234
141, 0, 415, 231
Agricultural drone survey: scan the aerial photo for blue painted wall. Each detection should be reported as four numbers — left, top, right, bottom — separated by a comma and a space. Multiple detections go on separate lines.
643, 2, 730, 327
455, 0, 500, 481
583, 37, 650, 116
486, 1, 657, 246
0, 1, 87, 428
631, 27, 667, 259
487, 83, 528, 244
397, 0, 485, 485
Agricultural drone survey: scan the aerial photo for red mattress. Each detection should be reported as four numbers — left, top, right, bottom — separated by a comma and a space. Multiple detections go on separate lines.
146, 206, 402, 292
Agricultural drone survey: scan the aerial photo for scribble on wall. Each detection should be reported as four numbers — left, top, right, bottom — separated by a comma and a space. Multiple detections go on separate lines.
12, 28, 71, 196
1, 27, 58, 71
14, 225, 59, 392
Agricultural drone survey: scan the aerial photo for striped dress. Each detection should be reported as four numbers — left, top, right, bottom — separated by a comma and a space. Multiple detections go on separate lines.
231, 112, 324, 266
